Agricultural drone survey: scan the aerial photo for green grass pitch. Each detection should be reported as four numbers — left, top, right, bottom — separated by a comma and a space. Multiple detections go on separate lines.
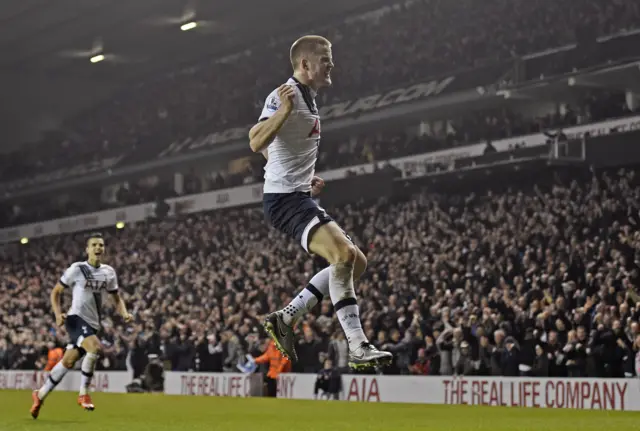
2, 390, 640, 431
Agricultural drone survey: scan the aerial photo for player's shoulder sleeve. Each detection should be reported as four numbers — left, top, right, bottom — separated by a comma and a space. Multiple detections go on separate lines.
259, 84, 299, 122
104, 265, 119, 292
258, 88, 281, 122
59, 262, 80, 288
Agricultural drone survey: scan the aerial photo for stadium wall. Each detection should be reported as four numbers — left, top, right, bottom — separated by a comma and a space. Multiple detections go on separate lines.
2, 370, 639, 411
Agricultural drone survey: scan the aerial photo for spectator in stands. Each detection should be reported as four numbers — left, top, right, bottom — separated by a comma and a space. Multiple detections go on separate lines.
254, 339, 291, 397
381, 328, 413, 375
0, 338, 8, 370
295, 327, 323, 374
532, 344, 550, 377
503, 337, 520, 377
314, 359, 342, 400
409, 348, 430, 375
327, 331, 349, 371
195, 333, 224, 372
437, 328, 455, 376
491, 330, 506, 376
130, 335, 150, 379
454, 341, 476, 376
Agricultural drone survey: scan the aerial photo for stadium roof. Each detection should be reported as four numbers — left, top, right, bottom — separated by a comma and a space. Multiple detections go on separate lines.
0, 0, 374, 148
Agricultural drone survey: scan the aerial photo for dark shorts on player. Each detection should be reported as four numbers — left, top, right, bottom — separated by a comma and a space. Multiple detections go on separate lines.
65, 314, 99, 351
263, 192, 334, 252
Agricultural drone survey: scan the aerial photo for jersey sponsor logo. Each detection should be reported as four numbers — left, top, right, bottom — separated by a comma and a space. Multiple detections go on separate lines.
84, 279, 108, 292
78, 265, 108, 292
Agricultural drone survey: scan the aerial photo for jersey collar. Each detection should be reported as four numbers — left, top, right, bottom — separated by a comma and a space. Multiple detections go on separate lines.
290, 76, 317, 99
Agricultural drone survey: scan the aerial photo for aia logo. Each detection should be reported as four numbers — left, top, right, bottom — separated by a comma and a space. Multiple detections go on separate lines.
308, 119, 321, 138
85, 279, 107, 292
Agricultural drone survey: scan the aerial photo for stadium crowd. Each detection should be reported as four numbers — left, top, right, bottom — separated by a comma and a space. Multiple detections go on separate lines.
2, 164, 640, 380
0, 0, 639, 185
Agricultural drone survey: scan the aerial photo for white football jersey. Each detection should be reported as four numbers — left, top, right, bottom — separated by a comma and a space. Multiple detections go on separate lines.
60, 261, 118, 329
259, 77, 321, 194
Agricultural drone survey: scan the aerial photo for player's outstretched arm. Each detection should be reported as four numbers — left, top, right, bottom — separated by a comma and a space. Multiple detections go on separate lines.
109, 291, 133, 323
51, 283, 66, 327
249, 85, 295, 153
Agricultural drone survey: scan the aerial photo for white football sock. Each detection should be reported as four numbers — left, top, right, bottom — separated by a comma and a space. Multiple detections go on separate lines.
79, 353, 99, 396
330, 262, 367, 348
281, 267, 330, 325
38, 362, 70, 400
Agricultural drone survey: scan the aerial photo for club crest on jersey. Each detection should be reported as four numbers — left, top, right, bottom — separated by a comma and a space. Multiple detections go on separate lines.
308, 119, 321, 138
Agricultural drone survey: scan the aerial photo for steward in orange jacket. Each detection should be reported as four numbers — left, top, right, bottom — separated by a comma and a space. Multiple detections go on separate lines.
254, 339, 291, 379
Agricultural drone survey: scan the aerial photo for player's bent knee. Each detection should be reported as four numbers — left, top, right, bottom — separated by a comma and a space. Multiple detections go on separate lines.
62, 350, 79, 368
87, 344, 102, 356
354, 248, 367, 278
62, 357, 76, 368
332, 242, 357, 266
81, 336, 102, 355
309, 222, 357, 265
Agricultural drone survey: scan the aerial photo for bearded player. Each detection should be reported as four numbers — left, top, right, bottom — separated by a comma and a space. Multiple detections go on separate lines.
249, 35, 392, 369
30, 233, 132, 419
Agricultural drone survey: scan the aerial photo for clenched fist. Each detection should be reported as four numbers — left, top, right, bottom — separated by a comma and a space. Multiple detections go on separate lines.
311, 176, 325, 197
277, 84, 296, 113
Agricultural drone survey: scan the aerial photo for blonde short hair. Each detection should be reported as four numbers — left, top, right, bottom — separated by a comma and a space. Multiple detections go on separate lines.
290, 35, 331, 70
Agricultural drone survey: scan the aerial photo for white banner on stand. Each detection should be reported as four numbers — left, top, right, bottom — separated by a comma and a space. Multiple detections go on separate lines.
277, 373, 639, 411
164, 372, 263, 397
0, 370, 130, 393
